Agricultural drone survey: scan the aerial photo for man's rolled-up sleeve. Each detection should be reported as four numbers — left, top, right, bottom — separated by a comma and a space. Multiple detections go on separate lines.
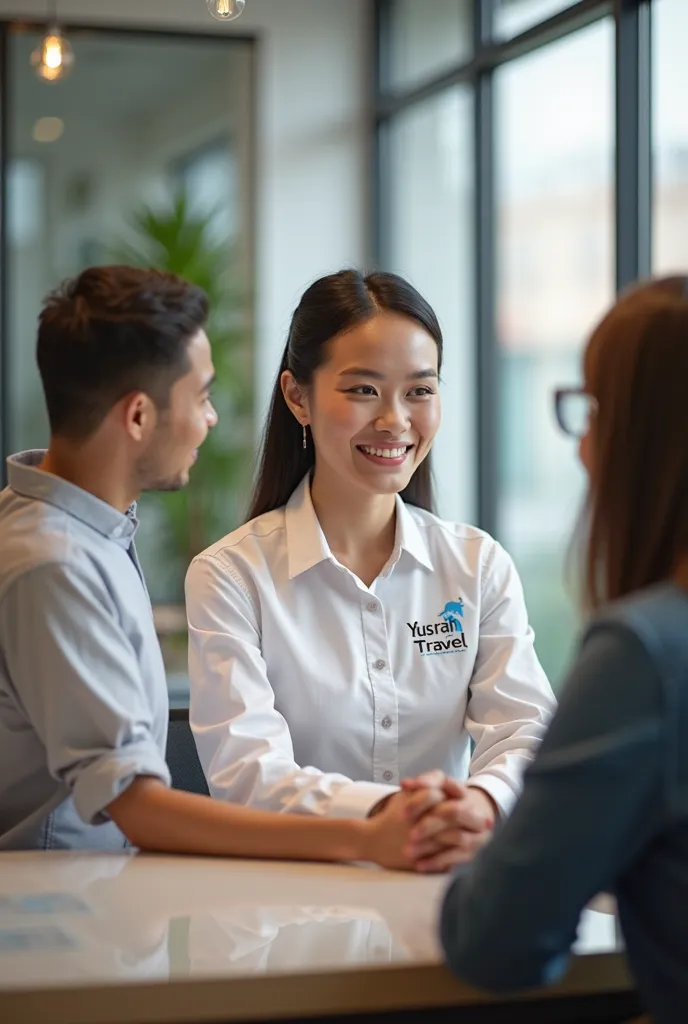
0, 561, 170, 825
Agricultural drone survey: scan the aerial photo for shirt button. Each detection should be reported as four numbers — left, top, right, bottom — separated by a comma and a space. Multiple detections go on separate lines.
381, 716, 393, 729
112, 525, 122, 538
367, 601, 378, 612
383, 770, 394, 782
374, 659, 386, 671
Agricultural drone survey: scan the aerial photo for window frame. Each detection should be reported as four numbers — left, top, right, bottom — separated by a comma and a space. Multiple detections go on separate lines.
374, 0, 652, 535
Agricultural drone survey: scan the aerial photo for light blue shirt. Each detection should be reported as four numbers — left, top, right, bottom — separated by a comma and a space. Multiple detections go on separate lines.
441, 582, 688, 1024
0, 451, 170, 850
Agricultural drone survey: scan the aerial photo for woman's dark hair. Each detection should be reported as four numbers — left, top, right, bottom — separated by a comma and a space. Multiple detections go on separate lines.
37, 264, 208, 440
248, 269, 444, 521
582, 274, 688, 609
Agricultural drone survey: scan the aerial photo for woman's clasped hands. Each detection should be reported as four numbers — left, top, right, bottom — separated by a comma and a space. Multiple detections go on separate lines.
365, 770, 497, 873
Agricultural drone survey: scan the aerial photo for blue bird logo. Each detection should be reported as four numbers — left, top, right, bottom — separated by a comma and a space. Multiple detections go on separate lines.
439, 599, 464, 632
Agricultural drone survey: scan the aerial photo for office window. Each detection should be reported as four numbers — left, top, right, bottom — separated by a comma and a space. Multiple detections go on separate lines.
495, 20, 614, 687
6, 28, 255, 704
653, 0, 688, 274
494, 0, 578, 39
385, 87, 475, 522
384, 0, 472, 93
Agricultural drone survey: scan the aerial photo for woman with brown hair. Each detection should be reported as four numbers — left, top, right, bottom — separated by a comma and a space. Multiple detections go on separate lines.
437, 277, 688, 1022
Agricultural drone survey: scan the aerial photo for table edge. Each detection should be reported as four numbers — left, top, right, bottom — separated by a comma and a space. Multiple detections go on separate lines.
0, 951, 634, 1024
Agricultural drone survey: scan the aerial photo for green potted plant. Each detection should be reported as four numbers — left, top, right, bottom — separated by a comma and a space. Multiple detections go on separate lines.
111, 190, 253, 692
113, 188, 253, 581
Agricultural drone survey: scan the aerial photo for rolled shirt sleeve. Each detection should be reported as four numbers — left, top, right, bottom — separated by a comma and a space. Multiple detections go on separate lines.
186, 555, 396, 818
464, 541, 557, 816
0, 561, 170, 825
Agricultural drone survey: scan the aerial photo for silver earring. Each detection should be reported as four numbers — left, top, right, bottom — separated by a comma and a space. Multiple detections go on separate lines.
302, 424, 308, 450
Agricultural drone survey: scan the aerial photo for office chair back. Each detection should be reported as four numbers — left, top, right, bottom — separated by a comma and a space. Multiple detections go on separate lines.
166, 707, 210, 796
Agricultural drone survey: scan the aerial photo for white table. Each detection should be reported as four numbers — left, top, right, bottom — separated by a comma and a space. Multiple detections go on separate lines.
0, 851, 637, 1024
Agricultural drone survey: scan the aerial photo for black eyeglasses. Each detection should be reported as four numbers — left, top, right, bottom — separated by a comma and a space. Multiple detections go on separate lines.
553, 388, 598, 439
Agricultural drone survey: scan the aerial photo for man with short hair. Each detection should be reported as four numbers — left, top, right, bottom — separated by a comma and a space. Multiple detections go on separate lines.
0, 265, 446, 865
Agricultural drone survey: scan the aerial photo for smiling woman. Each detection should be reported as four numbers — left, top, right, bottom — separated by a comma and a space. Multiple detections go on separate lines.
280, 305, 442, 537
185, 269, 556, 873
248, 271, 444, 521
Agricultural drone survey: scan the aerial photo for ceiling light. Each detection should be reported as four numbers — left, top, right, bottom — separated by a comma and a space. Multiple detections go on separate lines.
206, 0, 246, 21
31, 3, 75, 83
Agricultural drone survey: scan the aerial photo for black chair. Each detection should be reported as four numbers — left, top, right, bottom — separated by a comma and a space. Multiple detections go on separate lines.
166, 707, 210, 796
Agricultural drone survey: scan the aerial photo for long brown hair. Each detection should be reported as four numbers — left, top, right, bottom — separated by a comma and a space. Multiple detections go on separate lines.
247, 270, 443, 522
583, 275, 688, 608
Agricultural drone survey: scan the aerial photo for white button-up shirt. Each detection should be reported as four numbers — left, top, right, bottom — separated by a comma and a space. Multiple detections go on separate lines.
186, 477, 556, 819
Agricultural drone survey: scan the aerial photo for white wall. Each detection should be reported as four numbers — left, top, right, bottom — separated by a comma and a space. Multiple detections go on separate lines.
0, 0, 371, 419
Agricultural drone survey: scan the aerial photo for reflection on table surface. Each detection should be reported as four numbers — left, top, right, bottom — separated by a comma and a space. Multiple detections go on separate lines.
0, 850, 620, 992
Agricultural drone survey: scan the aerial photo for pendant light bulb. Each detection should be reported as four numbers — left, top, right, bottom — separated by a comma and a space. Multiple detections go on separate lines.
206, 0, 246, 21
31, 25, 75, 82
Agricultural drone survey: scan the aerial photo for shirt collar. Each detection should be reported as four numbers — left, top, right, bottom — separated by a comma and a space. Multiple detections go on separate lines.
393, 495, 434, 572
285, 474, 434, 579
6, 450, 139, 545
285, 475, 332, 579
